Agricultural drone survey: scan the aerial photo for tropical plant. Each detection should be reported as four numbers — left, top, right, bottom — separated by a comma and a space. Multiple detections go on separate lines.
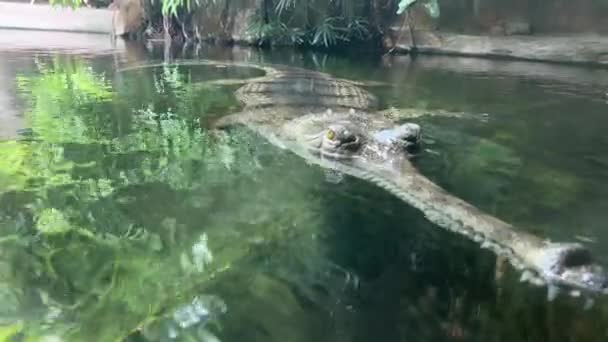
47, 0, 378, 48
48, 0, 85, 8
247, 2, 372, 49
246, 15, 306, 47
397, 0, 440, 18
159, 0, 201, 17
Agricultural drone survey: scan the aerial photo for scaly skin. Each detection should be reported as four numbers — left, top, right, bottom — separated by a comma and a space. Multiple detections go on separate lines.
218, 107, 608, 306
120, 59, 608, 305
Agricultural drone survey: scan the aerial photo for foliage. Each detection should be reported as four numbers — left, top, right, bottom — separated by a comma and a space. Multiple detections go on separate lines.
46, 0, 421, 49
0, 141, 29, 192
397, 0, 440, 18
15, 58, 113, 145
312, 17, 370, 47
159, 0, 203, 17
0, 59, 247, 341
246, 16, 306, 47
48, 0, 376, 48
247, 10, 371, 48
397, 0, 417, 15
48, 0, 84, 8
0, 56, 348, 341
3, 51, 608, 342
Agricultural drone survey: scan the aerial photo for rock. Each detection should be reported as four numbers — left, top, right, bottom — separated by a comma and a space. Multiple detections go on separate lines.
386, 25, 608, 66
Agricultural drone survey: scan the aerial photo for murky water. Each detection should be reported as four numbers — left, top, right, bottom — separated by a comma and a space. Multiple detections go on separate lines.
1, 36, 608, 342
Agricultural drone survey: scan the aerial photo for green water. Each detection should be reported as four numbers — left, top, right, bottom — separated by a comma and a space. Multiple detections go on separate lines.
1, 42, 608, 342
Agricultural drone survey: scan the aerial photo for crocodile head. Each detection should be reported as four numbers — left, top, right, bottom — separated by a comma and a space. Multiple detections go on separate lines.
311, 122, 421, 160
284, 110, 608, 303
290, 112, 422, 170
531, 242, 608, 300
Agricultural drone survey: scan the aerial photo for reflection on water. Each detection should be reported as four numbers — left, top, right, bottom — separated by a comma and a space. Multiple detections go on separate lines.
0, 38, 608, 342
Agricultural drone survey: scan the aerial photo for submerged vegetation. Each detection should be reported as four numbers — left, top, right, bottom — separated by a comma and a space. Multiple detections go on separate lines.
2, 41, 608, 340
1, 55, 384, 342
0, 57, 267, 341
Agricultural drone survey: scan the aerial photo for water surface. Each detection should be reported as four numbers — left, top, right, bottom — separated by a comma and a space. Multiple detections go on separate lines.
1, 37, 608, 342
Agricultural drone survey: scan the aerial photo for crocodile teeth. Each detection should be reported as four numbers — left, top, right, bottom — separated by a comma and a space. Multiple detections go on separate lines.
584, 298, 595, 310
473, 234, 484, 242
520, 270, 533, 282
570, 290, 581, 297
480, 241, 492, 249
547, 285, 560, 301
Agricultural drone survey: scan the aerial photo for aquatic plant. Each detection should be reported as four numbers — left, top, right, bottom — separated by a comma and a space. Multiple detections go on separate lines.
2, 56, 353, 341
0, 58, 237, 340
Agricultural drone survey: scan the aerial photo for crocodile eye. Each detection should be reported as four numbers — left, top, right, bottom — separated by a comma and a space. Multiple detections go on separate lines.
326, 129, 336, 141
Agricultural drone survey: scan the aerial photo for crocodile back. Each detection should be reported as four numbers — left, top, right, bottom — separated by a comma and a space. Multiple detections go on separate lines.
235, 66, 379, 111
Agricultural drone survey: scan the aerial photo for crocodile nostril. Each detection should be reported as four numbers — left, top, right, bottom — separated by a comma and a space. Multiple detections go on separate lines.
401, 135, 418, 143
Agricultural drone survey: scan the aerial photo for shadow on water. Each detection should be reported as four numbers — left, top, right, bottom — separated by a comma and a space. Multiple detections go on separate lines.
1, 36, 608, 341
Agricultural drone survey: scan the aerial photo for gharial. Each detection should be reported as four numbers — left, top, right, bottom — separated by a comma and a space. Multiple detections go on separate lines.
120, 59, 608, 307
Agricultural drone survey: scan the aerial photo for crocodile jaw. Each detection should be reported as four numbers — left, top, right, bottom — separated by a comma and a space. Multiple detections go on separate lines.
282, 112, 608, 304
522, 242, 608, 299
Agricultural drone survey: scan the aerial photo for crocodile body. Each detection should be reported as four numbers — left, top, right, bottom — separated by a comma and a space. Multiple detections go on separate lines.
233, 67, 378, 111
280, 110, 608, 304
120, 60, 608, 305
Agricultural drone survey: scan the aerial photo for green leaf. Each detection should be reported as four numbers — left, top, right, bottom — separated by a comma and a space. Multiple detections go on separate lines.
36, 208, 73, 235
397, 0, 417, 15
0, 321, 23, 341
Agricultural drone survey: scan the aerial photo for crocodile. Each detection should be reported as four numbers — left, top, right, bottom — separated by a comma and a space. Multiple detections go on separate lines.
119, 60, 608, 305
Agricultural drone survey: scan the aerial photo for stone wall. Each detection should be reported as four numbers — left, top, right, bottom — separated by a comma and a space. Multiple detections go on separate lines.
436, 0, 608, 35
383, 0, 608, 66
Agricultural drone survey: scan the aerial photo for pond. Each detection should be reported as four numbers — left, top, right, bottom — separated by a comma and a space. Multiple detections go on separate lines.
1, 37, 608, 342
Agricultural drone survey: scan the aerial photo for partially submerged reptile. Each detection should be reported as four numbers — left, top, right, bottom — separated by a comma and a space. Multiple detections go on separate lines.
276, 109, 608, 305
120, 60, 608, 305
